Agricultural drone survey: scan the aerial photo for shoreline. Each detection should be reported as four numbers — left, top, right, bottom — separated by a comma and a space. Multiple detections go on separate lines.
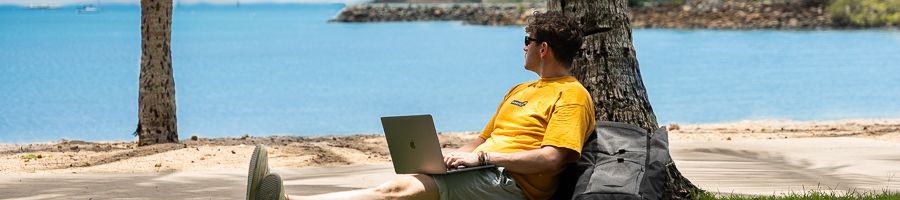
4, 118, 899, 145
666, 118, 900, 142
2, 118, 899, 175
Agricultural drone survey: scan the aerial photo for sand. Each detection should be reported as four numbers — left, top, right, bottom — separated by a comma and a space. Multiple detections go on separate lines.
1, 119, 899, 199
0, 132, 477, 175
666, 118, 900, 143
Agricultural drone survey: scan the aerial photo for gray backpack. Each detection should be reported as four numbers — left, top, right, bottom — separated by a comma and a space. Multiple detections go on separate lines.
552, 121, 671, 200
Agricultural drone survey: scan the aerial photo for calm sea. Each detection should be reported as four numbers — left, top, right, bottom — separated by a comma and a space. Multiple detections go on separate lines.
2, 4, 899, 143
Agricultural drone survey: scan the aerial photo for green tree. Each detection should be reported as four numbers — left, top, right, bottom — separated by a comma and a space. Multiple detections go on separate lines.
828, 0, 900, 27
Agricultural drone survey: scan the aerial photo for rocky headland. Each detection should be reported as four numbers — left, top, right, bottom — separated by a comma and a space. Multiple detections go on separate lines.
330, 3, 540, 26
630, 1, 832, 29
332, 1, 893, 29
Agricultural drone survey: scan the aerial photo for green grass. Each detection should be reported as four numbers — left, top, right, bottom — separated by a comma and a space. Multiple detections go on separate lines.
20, 153, 41, 160
482, 0, 544, 3
692, 188, 900, 200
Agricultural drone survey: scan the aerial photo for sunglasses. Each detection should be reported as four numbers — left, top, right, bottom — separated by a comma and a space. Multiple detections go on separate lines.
525, 36, 542, 46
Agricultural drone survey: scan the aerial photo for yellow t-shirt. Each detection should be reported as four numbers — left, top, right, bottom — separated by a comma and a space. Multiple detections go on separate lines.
473, 76, 595, 200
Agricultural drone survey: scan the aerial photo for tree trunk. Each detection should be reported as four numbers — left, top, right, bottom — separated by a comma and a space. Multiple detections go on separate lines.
137, 0, 178, 146
547, 0, 701, 199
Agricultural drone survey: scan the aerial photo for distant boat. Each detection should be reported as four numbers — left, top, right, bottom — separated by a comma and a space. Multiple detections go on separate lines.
26, 4, 62, 10
77, 5, 100, 13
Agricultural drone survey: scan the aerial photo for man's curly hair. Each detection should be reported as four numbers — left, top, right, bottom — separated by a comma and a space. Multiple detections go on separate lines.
525, 11, 583, 67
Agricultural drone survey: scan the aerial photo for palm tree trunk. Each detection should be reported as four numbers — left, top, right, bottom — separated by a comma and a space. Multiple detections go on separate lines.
137, 0, 178, 146
547, 0, 701, 199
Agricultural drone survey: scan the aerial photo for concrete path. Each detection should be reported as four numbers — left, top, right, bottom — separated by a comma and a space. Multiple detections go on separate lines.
673, 137, 900, 195
2, 137, 899, 199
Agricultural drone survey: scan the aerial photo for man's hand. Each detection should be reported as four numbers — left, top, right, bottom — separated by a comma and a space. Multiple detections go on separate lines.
443, 152, 479, 168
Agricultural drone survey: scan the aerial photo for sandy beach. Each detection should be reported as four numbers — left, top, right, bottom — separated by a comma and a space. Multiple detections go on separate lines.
2, 119, 900, 199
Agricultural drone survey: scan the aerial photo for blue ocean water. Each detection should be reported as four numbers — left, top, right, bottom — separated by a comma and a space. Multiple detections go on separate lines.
1, 4, 899, 143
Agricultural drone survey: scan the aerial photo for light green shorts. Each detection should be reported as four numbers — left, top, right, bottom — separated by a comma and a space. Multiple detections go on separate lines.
431, 167, 527, 200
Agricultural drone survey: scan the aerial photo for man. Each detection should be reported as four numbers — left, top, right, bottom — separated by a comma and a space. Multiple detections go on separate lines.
246, 11, 594, 200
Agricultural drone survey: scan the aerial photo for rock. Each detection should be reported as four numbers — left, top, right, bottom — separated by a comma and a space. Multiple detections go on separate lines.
788, 18, 800, 27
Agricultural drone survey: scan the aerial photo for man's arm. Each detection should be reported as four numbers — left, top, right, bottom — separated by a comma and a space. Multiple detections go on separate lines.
443, 137, 485, 164
445, 145, 575, 174
456, 137, 485, 153
485, 146, 575, 174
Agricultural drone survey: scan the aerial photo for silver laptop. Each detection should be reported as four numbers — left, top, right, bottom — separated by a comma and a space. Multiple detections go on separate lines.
380, 114, 494, 174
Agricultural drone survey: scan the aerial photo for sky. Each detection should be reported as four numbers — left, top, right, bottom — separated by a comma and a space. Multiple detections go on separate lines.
0, 0, 368, 6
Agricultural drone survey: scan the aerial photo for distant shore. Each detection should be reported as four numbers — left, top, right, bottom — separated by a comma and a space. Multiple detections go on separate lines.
330, 3, 540, 26
332, 1, 893, 29
2, 118, 899, 174
629, 1, 832, 29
